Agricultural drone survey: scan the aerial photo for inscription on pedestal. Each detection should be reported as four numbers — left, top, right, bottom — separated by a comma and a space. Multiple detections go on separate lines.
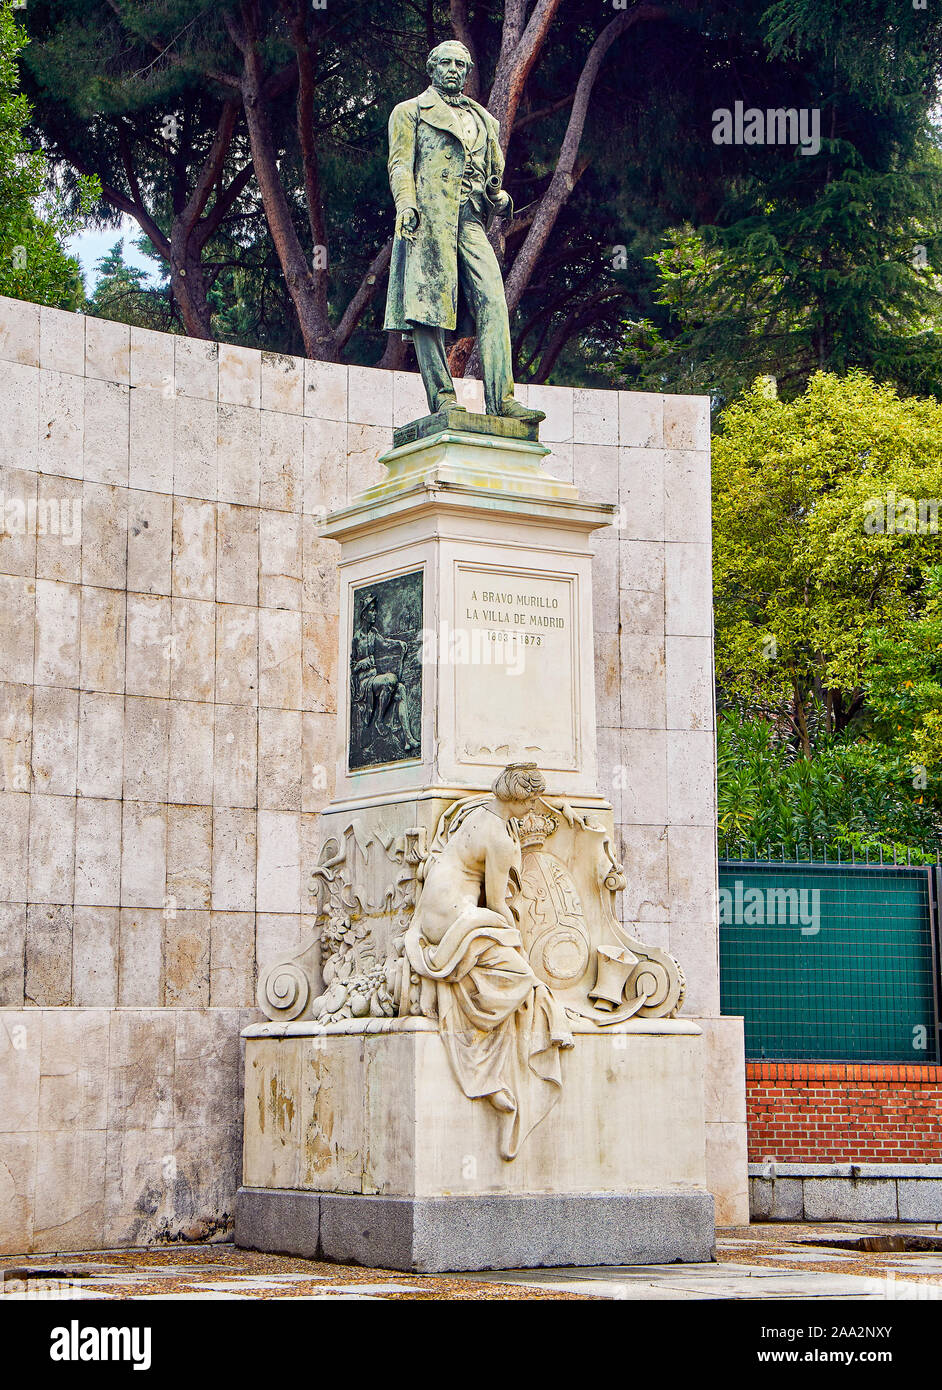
349, 571, 423, 770
453, 567, 577, 769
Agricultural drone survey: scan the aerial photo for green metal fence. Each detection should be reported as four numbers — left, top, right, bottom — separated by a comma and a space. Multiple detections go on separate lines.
719, 851, 942, 1063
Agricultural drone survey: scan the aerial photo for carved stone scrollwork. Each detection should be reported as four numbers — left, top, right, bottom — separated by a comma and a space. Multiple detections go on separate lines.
256, 819, 426, 1024
509, 794, 685, 1025
256, 939, 323, 1023
255, 762, 686, 1159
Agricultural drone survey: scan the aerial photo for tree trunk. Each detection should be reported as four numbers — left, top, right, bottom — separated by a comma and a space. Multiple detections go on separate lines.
487, 0, 565, 153
280, 0, 331, 331
377, 332, 410, 371
502, 8, 666, 319
227, 4, 339, 360
169, 225, 213, 339
447, 336, 475, 378
461, 4, 667, 379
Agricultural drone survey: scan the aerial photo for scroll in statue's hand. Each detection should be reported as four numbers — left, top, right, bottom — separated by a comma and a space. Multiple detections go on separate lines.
486, 177, 512, 218
397, 207, 419, 242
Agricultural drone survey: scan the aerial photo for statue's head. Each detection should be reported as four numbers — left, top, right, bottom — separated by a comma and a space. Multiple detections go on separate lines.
427, 40, 473, 97
492, 762, 546, 806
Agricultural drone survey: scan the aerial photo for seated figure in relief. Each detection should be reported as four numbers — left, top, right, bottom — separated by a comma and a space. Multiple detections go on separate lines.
350, 591, 419, 754
404, 762, 573, 1159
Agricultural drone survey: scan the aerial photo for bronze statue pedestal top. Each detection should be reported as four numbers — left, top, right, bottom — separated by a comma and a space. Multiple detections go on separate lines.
392, 404, 541, 450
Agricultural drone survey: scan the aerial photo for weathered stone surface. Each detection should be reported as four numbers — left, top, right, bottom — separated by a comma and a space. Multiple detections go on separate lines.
0, 904, 26, 1005
39, 372, 84, 484
0, 298, 738, 1253
304, 360, 347, 422
75, 798, 122, 906
219, 343, 261, 410
171, 498, 216, 600
897, 1178, 942, 1222
236, 1188, 715, 1271
174, 337, 218, 401
85, 317, 129, 385
163, 909, 210, 1006
77, 693, 124, 797
72, 907, 119, 1005
209, 911, 255, 1006
130, 326, 174, 394
127, 490, 173, 595
242, 1025, 707, 1199
261, 351, 304, 417
39, 305, 84, 377
750, 1177, 805, 1222
235, 1187, 320, 1256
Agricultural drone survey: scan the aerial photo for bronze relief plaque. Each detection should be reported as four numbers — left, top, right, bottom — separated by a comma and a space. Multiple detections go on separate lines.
348, 571, 423, 770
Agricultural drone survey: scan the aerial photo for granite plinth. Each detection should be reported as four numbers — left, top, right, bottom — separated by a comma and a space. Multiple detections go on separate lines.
235, 1189, 716, 1272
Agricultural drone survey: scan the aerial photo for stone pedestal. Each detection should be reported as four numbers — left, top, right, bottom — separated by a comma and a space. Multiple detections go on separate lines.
235, 1019, 714, 1270
236, 415, 717, 1271
325, 422, 613, 806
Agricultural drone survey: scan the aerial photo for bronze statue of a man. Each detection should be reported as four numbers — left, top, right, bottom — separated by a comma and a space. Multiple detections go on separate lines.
383, 40, 545, 425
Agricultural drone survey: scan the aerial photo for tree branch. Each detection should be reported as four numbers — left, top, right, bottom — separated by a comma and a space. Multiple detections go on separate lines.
180, 100, 241, 232
513, 93, 574, 132
534, 286, 624, 381
449, 0, 481, 101
102, 0, 239, 90
503, 6, 667, 315
488, 0, 564, 149
196, 161, 255, 245
335, 238, 394, 351
57, 144, 171, 261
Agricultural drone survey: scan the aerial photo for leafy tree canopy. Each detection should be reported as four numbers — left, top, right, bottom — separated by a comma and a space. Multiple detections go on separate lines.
0, 0, 97, 308
712, 371, 942, 755
17, 0, 942, 392
865, 568, 942, 799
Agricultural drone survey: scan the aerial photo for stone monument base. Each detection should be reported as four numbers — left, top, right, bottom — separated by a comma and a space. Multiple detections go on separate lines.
234, 1017, 715, 1272
235, 1189, 715, 1272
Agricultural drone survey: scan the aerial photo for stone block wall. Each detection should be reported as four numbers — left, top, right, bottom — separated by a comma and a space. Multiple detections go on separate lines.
0, 295, 746, 1250
0, 1007, 251, 1254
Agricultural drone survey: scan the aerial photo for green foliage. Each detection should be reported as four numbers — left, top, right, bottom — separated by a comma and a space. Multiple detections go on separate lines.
717, 710, 941, 862
85, 238, 175, 331
712, 371, 942, 754
713, 369, 942, 859
607, 133, 942, 405
0, 0, 97, 307
600, 0, 942, 403
865, 568, 942, 796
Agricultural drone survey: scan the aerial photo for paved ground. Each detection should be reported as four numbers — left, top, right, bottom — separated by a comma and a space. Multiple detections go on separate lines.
3, 1224, 942, 1300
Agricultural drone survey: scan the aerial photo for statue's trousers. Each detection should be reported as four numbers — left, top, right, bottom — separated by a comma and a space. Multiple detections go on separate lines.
410, 204, 514, 416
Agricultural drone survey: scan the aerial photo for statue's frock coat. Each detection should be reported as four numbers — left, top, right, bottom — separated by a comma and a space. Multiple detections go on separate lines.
383, 86, 509, 334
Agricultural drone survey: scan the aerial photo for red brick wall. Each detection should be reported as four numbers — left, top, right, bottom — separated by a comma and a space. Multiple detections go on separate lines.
747, 1062, 942, 1163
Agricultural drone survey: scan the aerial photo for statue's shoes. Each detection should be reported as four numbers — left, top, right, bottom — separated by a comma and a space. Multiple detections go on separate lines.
499, 399, 546, 424
436, 399, 467, 413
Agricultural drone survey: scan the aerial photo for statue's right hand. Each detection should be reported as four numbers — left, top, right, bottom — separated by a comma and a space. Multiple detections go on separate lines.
397, 207, 419, 243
